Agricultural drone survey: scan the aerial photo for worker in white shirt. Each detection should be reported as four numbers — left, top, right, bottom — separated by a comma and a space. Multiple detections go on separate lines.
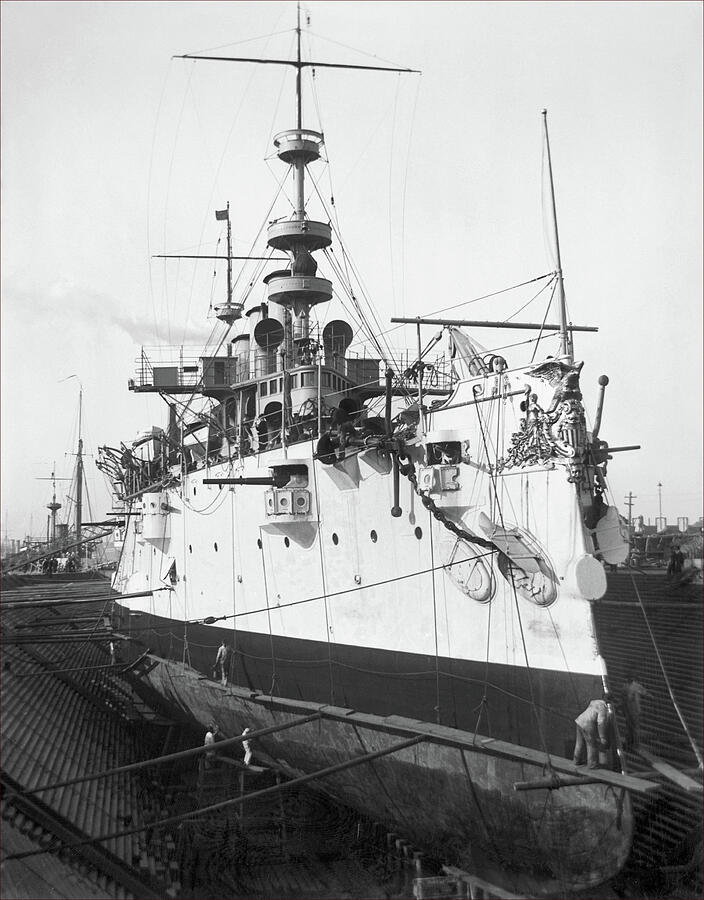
203, 723, 219, 768
242, 727, 252, 766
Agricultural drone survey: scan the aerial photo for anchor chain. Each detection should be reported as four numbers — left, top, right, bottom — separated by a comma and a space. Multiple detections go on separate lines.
396, 451, 499, 555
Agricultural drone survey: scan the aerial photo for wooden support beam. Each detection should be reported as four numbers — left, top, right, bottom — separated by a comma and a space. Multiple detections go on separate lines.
638, 749, 703, 794
475, 737, 660, 794
514, 773, 612, 791
225, 688, 662, 794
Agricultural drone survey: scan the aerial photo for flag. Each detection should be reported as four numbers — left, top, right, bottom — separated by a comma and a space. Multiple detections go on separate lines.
215, 208, 229, 221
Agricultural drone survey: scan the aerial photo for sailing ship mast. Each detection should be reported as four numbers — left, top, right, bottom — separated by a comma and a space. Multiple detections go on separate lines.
46, 468, 61, 544
75, 385, 83, 549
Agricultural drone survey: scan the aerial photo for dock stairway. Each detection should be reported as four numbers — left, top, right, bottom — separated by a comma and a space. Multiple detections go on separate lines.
593, 571, 703, 883
0, 575, 183, 898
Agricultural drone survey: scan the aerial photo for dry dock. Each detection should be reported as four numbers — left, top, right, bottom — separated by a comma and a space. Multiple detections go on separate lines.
1, 571, 701, 899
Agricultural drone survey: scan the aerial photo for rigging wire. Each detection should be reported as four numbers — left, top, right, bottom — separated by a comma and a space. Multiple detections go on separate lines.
529, 278, 559, 364
163, 62, 198, 347
264, 29, 297, 155
629, 573, 704, 768
503, 274, 557, 322
428, 506, 441, 723
147, 60, 179, 346
257, 527, 278, 696
181, 549, 497, 626
400, 74, 421, 312
297, 62, 410, 378
310, 441, 337, 705
305, 29, 414, 70
423, 272, 556, 320
471, 388, 555, 768
388, 73, 400, 318
183, 28, 296, 58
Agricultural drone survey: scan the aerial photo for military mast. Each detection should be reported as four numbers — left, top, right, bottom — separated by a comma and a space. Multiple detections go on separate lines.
177, 3, 418, 355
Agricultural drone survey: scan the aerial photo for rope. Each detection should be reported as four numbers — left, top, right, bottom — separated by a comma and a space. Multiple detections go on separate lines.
503, 273, 557, 323
428, 507, 441, 723
629, 571, 704, 768
529, 278, 559, 364
311, 437, 336, 705
257, 529, 278, 696
470, 389, 555, 770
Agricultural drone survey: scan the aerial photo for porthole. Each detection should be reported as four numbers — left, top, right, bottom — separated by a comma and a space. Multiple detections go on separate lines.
214, 542, 218, 552
370, 530, 378, 543
284, 537, 290, 548
332, 533, 339, 545
414, 526, 423, 540
189, 544, 192, 554
153, 547, 156, 555
193, 486, 197, 496
257, 538, 263, 549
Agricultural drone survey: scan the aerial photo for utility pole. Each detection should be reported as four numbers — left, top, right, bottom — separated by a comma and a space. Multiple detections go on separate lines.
624, 492, 637, 525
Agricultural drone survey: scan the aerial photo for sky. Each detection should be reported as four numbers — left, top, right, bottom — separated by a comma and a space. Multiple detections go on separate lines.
1, 0, 702, 541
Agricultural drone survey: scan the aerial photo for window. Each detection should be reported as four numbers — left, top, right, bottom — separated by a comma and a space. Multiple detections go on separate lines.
332, 533, 339, 545
290, 374, 299, 388
269, 379, 278, 394
260, 382, 268, 396
415, 527, 423, 540
370, 530, 378, 543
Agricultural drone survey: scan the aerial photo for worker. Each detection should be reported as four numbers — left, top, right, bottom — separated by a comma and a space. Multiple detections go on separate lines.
573, 696, 611, 769
623, 675, 649, 750
667, 544, 685, 578
203, 723, 219, 769
214, 641, 227, 683
242, 727, 252, 766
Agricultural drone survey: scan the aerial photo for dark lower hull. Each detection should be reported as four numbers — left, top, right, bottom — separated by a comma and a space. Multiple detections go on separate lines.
136, 656, 633, 895
117, 606, 602, 760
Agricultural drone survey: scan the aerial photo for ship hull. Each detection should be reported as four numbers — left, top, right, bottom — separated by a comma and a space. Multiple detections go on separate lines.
117, 607, 603, 757
135, 651, 633, 895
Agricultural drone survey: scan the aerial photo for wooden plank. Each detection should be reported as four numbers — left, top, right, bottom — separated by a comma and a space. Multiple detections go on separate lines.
413, 875, 464, 899
225, 685, 661, 793
477, 737, 660, 794
638, 749, 703, 793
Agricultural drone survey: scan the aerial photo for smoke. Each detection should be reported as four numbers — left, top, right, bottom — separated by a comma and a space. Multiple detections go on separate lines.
3, 279, 209, 346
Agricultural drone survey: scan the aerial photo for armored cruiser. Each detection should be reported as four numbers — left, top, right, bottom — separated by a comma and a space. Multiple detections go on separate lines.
97, 11, 648, 895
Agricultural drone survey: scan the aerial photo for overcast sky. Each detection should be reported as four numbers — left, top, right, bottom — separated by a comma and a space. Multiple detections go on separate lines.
1, 0, 701, 540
